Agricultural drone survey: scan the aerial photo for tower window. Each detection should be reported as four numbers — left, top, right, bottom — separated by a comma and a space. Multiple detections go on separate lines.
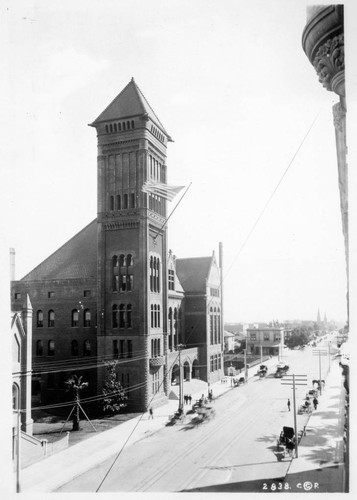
131, 120, 135, 129
113, 340, 119, 359
123, 194, 128, 209
48, 291, 54, 298
127, 120, 130, 129
83, 340, 91, 356
127, 304, 132, 328
130, 193, 135, 208
123, 122, 126, 131
36, 340, 43, 356
112, 304, 118, 328
71, 309, 79, 327
48, 340, 55, 356
105, 125, 109, 133
116, 195, 121, 210
114, 123, 117, 132
118, 122, 122, 131
127, 340, 133, 358
84, 309, 91, 327
119, 304, 125, 328
110, 196, 114, 211
37, 310, 43, 327
48, 310, 55, 327
83, 290, 91, 298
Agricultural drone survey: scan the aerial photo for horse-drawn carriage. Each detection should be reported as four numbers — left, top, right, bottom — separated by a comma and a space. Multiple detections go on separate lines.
274, 363, 289, 378
275, 426, 296, 460
257, 364, 268, 378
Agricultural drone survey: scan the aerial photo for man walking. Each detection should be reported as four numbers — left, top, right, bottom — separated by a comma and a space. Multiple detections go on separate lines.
313, 397, 318, 410
287, 399, 291, 411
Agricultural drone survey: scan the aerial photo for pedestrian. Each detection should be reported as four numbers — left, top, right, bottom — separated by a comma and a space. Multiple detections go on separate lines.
184, 394, 188, 405
188, 394, 192, 405
149, 407, 153, 419
287, 399, 291, 411
313, 397, 318, 410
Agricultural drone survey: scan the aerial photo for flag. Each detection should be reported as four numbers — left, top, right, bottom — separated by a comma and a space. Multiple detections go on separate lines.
142, 180, 185, 201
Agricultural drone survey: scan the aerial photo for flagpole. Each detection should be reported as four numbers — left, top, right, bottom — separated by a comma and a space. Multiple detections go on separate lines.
153, 182, 192, 241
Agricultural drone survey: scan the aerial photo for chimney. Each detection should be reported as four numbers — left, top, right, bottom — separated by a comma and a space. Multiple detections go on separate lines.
9, 247, 15, 281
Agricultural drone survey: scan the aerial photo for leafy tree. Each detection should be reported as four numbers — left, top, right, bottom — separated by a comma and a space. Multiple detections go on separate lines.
65, 374, 88, 431
102, 360, 127, 414
285, 328, 310, 349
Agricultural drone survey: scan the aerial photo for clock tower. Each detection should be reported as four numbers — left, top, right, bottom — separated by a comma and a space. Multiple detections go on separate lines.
90, 79, 172, 410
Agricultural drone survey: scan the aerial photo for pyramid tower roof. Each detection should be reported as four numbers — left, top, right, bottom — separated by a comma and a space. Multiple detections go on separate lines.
89, 78, 170, 138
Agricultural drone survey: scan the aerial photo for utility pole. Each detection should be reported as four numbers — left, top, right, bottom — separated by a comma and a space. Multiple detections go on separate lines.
313, 349, 327, 396
16, 410, 21, 493
281, 373, 307, 458
178, 344, 184, 410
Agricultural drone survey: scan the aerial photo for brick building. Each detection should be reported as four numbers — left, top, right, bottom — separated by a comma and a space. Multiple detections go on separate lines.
10, 79, 224, 411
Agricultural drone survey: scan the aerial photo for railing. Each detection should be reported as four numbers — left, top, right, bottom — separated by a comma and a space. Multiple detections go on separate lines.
149, 356, 165, 367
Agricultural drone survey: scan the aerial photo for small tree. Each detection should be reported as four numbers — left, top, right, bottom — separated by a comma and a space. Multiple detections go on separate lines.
65, 374, 88, 431
102, 360, 127, 414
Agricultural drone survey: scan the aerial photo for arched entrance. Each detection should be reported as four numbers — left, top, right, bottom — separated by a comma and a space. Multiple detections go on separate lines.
191, 359, 199, 379
171, 364, 180, 385
183, 361, 190, 381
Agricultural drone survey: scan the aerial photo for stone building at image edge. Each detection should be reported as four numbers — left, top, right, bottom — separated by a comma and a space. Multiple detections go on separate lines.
10, 79, 224, 412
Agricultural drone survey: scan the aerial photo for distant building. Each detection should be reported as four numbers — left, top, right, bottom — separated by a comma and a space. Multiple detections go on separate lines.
246, 327, 285, 356
224, 331, 235, 352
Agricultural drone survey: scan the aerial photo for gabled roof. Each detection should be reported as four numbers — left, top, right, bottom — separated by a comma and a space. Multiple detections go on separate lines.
21, 220, 97, 281
175, 256, 212, 293
90, 78, 169, 135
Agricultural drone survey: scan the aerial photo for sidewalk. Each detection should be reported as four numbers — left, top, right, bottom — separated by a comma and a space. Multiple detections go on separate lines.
284, 359, 347, 492
18, 360, 269, 493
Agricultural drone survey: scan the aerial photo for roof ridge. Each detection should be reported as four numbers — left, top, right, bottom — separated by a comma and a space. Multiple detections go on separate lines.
21, 219, 97, 281
134, 80, 166, 131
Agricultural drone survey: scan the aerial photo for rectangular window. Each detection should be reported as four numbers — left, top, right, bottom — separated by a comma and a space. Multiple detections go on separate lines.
127, 340, 133, 358
83, 290, 91, 298
120, 275, 127, 291
250, 334, 256, 341
130, 193, 135, 208
14, 292, 21, 299
113, 340, 119, 359
120, 340, 125, 358
48, 291, 54, 298
127, 275, 133, 291
264, 334, 269, 341
168, 270, 175, 290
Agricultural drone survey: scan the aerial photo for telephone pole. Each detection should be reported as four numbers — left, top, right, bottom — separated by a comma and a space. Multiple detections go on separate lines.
281, 373, 307, 458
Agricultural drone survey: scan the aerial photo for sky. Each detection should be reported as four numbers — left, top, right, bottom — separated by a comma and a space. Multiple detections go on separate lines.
1, 0, 355, 325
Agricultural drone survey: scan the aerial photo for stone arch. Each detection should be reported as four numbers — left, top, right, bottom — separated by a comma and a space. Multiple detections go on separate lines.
183, 361, 190, 381
191, 359, 200, 379
171, 364, 180, 385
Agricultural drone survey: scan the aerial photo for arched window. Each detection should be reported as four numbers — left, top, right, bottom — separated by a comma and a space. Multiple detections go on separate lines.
84, 309, 91, 327
158, 305, 161, 328
110, 124, 113, 133
105, 124, 109, 133
154, 339, 157, 357
156, 258, 160, 292
71, 340, 79, 356
130, 193, 135, 208
214, 307, 217, 344
153, 257, 157, 292
36, 340, 43, 356
123, 194, 128, 209
113, 255, 119, 268
116, 195, 121, 210
48, 310, 55, 327
158, 339, 161, 356
114, 123, 117, 132
118, 122, 122, 131
83, 340, 91, 356
119, 304, 125, 328
110, 195, 114, 211
151, 305, 154, 328
36, 310, 43, 327
12, 383, 20, 410
127, 254, 133, 266
123, 122, 126, 131
127, 304, 132, 328
131, 120, 135, 129
150, 257, 153, 292
48, 340, 55, 356
71, 309, 79, 327
154, 305, 157, 328
127, 120, 130, 129
112, 304, 118, 328
119, 254, 126, 267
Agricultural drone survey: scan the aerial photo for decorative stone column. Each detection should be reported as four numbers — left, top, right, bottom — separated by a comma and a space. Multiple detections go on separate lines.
302, 5, 348, 319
